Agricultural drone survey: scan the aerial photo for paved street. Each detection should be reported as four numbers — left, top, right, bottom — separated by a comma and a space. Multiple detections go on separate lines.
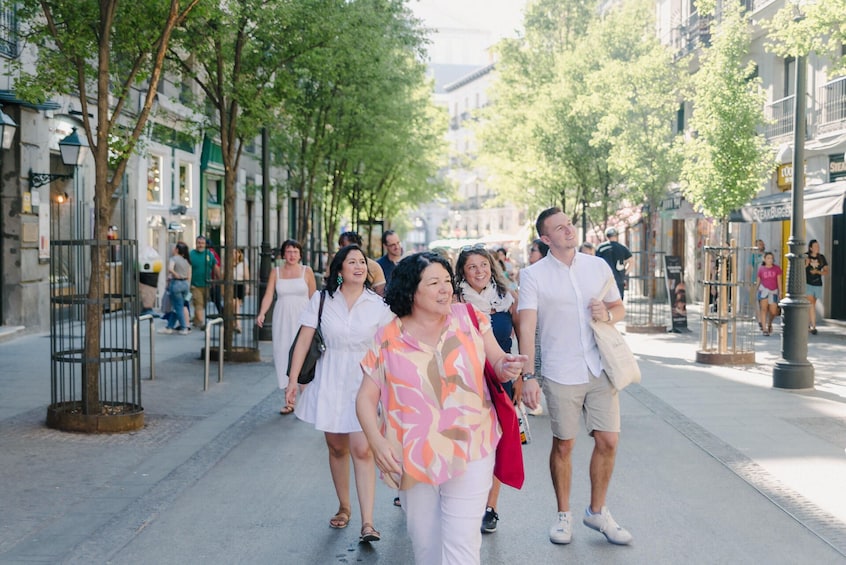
1, 308, 845, 564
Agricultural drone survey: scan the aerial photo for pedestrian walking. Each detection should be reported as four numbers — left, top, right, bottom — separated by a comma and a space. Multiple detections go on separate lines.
357, 252, 526, 565
158, 242, 192, 335
518, 207, 633, 546
256, 239, 316, 414
747, 239, 766, 328
189, 236, 219, 330
232, 248, 249, 333
757, 251, 783, 337
596, 227, 632, 299
805, 239, 829, 335
454, 246, 521, 534
287, 245, 393, 543
578, 241, 595, 255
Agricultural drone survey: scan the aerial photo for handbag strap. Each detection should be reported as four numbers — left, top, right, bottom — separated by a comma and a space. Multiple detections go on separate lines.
596, 276, 615, 301
465, 303, 480, 332
316, 290, 326, 329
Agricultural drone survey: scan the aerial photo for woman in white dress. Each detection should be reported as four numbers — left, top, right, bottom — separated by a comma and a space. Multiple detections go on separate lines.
257, 240, 316, 413
287, 244, 394, 543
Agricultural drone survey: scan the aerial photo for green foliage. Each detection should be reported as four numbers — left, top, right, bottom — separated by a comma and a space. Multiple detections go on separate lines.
478, 0, 601, 218
479, 0, 681, 232
677, 3, 772, 223
267, 0, 446, 247
767, 0, 846, 76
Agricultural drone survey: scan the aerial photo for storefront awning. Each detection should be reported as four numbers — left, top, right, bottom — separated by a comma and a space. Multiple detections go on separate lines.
729, 181, 846, 223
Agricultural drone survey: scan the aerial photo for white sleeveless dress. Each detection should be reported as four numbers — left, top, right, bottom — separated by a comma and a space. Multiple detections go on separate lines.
272, 265, 310, 389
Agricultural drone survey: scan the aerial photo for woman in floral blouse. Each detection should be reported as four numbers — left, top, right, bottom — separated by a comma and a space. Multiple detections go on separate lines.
356, 252, 526, 565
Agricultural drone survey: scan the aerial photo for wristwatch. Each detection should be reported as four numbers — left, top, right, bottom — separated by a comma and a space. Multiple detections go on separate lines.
606, 309, 613, 323
521, 372, 536, 382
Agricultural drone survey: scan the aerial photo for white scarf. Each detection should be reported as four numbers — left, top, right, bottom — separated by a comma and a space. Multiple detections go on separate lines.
459, 280, 513, 314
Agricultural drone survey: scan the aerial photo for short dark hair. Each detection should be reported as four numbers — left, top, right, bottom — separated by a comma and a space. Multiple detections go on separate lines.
279, 239, 303, 258
531, 238, 549, 256
326, 244, 369, 296
381, 229, 397, 246
536, 207, 561, 237
384, 252, 454, 318
339, 231, 363, 246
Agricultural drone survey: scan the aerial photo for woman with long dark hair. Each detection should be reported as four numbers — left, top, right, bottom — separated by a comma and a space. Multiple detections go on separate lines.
159, 242, 192, 335
287, 244, 393, 542
454, 246, 521, 534
805, 239, 829, 335
757, 252, 783, 336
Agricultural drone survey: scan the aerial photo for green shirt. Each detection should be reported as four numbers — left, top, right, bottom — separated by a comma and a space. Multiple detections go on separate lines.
189, 249, 217, 287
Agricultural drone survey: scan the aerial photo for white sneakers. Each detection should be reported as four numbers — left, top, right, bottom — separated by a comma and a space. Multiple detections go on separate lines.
549, 507, 633, 546
582, 506, 633, 545
549, 511, 572, 544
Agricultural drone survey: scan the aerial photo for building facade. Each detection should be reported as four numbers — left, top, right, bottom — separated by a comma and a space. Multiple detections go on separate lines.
0, 7, 286, 332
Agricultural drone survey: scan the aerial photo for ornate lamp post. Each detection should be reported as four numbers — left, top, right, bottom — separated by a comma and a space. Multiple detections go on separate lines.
28, 127, 89, 189
773, 28, 814, 389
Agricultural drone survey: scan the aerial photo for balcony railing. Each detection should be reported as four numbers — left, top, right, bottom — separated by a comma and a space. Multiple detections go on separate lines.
765, 95, 795, 139
820, 76, 846, 126
0, 4, 17, 58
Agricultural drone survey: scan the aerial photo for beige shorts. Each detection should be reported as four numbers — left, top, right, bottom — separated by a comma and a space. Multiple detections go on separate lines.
543, 372, 620, 439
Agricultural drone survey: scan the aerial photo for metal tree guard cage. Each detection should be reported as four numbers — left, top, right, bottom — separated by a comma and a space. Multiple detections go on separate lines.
696, 239, 757, 365
48, 195, 143, 432
625, 249, 671, 333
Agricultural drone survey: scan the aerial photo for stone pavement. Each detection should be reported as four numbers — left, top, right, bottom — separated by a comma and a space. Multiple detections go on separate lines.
0, 308, 845, 564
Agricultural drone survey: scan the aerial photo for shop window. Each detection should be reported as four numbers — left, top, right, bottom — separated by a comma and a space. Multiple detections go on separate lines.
179, 163, 192, 207
147, 155, 163, 204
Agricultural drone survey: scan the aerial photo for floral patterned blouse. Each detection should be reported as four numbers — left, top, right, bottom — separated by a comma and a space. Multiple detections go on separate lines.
360, 303, 501, 489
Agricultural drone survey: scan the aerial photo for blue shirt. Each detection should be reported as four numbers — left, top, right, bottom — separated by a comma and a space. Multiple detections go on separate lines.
377, 255, 398, 288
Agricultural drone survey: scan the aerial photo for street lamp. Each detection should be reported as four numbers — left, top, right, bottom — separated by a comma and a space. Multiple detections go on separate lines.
0, 105, 17, 150
28, 127, 89, 189
772, 13, 814, 389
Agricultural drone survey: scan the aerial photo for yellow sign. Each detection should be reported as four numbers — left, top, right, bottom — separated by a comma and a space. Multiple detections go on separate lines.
776, 162, 806, 190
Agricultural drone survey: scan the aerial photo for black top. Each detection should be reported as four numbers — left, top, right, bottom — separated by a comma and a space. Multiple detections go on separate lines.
805, 253, 828, 286
596, 240, 632, 290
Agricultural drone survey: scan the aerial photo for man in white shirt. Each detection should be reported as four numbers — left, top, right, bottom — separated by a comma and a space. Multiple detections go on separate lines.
518, 207, 632, 547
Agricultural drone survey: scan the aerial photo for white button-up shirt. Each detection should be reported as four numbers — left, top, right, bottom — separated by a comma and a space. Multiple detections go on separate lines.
518, 252, 619, 385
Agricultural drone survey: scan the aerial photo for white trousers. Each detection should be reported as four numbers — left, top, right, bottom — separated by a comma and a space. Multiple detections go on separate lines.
399, 453, 494, 565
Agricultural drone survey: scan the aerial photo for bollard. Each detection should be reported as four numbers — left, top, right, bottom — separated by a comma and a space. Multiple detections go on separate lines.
204, 317, 224, 390
137, 314, 156, 380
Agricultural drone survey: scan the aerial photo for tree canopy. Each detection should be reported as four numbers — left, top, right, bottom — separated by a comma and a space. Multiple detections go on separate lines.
677, 1, 772, 223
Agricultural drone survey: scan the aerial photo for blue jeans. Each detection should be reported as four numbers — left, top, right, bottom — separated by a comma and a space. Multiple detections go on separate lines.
167, 280, 190, 330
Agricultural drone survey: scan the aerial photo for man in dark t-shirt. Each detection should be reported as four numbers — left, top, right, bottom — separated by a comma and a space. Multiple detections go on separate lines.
596, 227, 633, 299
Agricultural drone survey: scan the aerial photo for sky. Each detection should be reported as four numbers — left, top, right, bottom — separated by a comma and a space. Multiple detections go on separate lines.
407, 0, 528, 65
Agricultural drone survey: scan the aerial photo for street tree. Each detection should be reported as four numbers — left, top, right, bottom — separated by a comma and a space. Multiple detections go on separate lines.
15, 0, 200, 417
478, 0, 599, 220
169, 0, 343, 348
676, 1, 772, 357
271, 0, 445, 254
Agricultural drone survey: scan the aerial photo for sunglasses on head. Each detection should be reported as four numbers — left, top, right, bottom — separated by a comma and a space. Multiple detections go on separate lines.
460, 243, 486, 253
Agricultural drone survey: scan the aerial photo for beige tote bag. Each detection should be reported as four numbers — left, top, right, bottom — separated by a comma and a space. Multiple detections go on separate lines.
589, 277, 641, 391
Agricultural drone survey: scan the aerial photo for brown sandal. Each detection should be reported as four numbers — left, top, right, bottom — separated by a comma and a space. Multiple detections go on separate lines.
329, 507, 351, 529
360, 523, 381, 543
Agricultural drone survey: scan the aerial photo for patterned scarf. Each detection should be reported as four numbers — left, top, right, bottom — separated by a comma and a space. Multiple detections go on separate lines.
458, 280, 513, 314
